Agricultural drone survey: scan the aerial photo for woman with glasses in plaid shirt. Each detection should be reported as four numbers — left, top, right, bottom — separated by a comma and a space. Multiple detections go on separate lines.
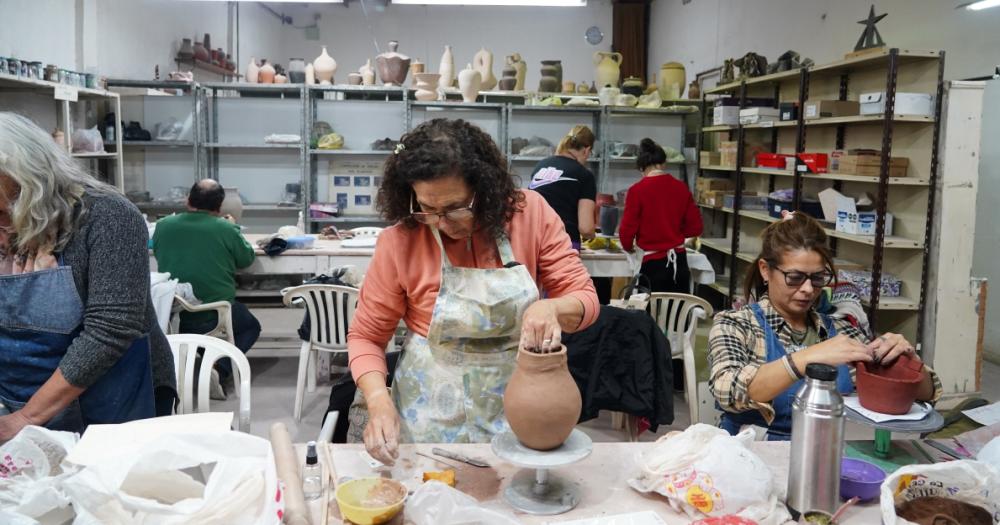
708, 212, 941, 440
344, 119, 599, 464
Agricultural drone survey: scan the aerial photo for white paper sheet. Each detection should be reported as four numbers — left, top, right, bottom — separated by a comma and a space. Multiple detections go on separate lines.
844, 396, 931, 423
963, 401, 1000, 426
66, 412, 234, 466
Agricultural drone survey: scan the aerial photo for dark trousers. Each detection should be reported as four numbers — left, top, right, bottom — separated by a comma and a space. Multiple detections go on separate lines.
180, 301, 261, 379
641, 253, 691, 294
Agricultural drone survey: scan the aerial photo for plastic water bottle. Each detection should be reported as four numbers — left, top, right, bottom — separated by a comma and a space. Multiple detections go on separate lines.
787, 363, 845, 518
302, 440, 322, 500
296, 211, 306, 235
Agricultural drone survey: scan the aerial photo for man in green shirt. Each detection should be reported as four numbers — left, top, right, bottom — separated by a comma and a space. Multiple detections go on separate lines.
153, 180, 259, 395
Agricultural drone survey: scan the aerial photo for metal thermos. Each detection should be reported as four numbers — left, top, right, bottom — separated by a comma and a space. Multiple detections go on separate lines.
787, 363, 845, 519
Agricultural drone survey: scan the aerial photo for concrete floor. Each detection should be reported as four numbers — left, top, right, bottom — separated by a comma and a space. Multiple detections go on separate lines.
208, 307, 1000, 443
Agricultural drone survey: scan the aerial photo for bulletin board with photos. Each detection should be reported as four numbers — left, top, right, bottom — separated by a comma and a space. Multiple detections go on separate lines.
327, 158, 383, 216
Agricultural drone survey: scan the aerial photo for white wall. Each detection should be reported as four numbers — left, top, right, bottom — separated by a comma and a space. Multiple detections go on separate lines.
273, 2, 612, 90
974, 79, 1000, 362
649, 0, 1000, 85
0, 0, 77, 69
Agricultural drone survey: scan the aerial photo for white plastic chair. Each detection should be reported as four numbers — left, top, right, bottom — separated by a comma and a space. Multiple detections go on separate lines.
349, 227, 383, 239
649, 292, 714, 427
282, 284, 359, 421
166, 333, 252, 432
170, 295, 235, 345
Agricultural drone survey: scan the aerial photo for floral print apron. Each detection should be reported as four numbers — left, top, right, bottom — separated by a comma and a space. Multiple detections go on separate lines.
348, 228, 538, 443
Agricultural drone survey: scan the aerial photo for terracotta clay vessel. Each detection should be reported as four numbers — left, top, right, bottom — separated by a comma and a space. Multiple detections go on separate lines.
504, 345, 581, 451
376, 40, 410, 86
856, 353, 926, 415
259, 60, 276, 84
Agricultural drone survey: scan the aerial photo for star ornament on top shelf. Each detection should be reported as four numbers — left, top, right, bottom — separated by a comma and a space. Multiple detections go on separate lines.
855, 4, 888, 52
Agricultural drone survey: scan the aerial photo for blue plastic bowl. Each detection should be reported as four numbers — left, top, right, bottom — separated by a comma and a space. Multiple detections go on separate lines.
840, 457, 886, 502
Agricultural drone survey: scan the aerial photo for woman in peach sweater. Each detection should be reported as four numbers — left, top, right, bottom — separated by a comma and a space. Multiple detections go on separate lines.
347, 119, 599, 464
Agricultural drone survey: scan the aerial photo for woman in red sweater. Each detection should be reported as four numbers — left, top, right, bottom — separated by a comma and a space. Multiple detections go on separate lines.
619, 138, 703, 293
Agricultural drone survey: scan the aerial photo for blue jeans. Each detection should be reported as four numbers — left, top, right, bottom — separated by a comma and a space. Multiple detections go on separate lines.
180, 301, 261, 379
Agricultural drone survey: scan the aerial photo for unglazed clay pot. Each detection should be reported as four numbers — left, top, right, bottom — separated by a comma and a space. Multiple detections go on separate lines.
539, 60, 560, 93
259, 61, 276, 84
439, 45, 455, 88
458, 63, 481, 103
348, 73, 362, 85
473, 47, 497, 91
658, 61, 686, 100
413, 72, 440, 101
499, 57, 517, 91
305, 63, 316, 85
359, 59, 375, 86
376, 40, 410, 86
177, 38, 194, 60
409, 61, 425, 85
856, 353, 926, 415
510, 52, 526, 90
594, 51, 623, 89
246, 57, 260, 83
504, 345, 581, 451
313, 46, 337, 85
193, 41, 210, 62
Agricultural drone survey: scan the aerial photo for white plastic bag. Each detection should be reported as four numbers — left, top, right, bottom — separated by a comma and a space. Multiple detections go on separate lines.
627, 424, 791, 525
62, 426, 282, 525
71, 126, 104, 153
407, 480, 521, 525
0, 426, 79, 525
879, 459, 1000, 524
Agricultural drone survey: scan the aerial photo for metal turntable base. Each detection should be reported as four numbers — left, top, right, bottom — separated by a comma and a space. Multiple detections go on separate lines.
490, 428, 593, 515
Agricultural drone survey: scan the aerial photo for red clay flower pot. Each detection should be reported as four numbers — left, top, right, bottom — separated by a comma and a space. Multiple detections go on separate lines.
855, 353, 925, 415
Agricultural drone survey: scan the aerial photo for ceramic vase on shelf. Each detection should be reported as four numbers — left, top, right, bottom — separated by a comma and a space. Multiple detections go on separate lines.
177, 38, 194, 60
473, 48, 497, 91
458, 63, 481, 103
658, 61, 686, 100
510, 52, 526, 90
409, 61, 425, 85
246, 57, 260, 83
538, 60, 560, 93
621, 76, 644, 97
376, 40, 410, 86
203, 33, 212, 54
225, 53, 235, 71
305, 63, 316, 85
360, 59, 375, 86
259, 60, 276, 84
562, 81, 576, 94
313, 46, 337, 85
414, 72, 440, 101
499, 56, 517, 91
274, 73, 287, 84
594, 51, 623, 89
439, 45, 455, 88
215, 48, 225, 67
503, 345, 582, 451
348, 73, 362, 85
193, 40, 210, 62
688, 80, 701, 99
288, 58, 306, 84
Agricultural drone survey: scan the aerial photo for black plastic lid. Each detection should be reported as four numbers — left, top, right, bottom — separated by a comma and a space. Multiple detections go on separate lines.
805, 363, 838, 382
306, 441, 318, 465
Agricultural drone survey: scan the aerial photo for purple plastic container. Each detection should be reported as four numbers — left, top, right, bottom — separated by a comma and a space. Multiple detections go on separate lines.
840, 458, 886, 502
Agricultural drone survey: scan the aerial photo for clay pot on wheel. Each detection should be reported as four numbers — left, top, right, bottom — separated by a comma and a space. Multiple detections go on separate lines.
855, 353, 926, 415
504, 345, 581, 451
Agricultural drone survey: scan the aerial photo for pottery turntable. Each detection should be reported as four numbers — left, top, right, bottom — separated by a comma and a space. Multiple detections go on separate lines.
490, 428, 593, 515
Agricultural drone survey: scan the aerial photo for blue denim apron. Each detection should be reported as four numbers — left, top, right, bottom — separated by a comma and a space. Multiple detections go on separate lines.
719, 303, 852, 441
0, 258, 154, 432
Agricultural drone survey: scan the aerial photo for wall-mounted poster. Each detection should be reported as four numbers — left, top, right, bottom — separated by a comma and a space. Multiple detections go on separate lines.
328, 158, 382, 216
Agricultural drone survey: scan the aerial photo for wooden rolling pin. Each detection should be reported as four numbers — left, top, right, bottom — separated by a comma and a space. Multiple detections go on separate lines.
270, 423, 312, 525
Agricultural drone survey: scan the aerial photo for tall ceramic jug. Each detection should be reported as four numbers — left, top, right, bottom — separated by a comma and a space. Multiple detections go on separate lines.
594, 51, 623, 89
503, 345, 581, 450
439, 45, 455, 88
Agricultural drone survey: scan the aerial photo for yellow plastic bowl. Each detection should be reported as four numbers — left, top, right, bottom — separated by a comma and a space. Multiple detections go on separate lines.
334, 477, 407, 525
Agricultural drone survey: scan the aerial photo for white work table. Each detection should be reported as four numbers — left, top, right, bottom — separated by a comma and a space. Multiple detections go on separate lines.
321, 441, 881, 524
150, 233, 716, 282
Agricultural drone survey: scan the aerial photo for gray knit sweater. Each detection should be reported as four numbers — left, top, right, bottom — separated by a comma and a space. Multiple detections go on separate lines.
58, 191, 175, 392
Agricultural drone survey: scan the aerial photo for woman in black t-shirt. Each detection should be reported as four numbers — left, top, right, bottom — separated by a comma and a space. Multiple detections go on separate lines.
528, 125, 597, 249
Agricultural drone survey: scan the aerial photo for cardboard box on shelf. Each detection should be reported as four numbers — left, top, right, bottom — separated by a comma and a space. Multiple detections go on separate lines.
713, 106, 739, 126
725, 192, 769, 211
834, 200, 894, 236
697, 177, 734, 193
838, 269, 902, 298
756, 153, 792, 169
835, 152, 910, 177
859, 92, 934, 116
700, 151, 722, 166
714, 97, 776, 107
779, 102, 798, 121
797, 153, 829, 173
700, 190, 731, 209
720, 141, 767, 168
803, 100, 861, 120
739, 107, 780, 124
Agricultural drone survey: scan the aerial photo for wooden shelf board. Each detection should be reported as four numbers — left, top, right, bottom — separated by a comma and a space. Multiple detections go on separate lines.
700, 164, 737, 172
738, 168, 929, 185
862, 296, 920, 311
804, 115, 934, 126
703, 125, 736, 132
705, 69, 803, 94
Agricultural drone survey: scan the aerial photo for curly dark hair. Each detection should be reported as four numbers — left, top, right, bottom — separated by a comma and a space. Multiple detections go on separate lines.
377, 118, 525, 239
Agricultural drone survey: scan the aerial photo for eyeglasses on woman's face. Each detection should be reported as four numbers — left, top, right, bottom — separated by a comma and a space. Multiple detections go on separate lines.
409, 193, 476, 225
772, 265, 835, 288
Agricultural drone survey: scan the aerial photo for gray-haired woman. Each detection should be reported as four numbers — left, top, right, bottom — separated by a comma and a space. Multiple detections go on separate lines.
0, 112, 175, 440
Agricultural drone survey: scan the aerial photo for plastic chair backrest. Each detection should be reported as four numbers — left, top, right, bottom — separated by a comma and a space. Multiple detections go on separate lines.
649, 292, 714, 423
349, 227, 383, 239
172, 295, 235, 345
166, 333, 252, 432
282, 284, 359, 350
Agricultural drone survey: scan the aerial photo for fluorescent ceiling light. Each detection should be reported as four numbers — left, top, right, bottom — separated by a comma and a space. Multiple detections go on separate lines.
392, 0, 585, 5
967, 0, 1000, 9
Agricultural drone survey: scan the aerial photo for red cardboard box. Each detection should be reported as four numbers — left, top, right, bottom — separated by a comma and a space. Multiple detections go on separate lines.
756, 153, 792, 169
797, 153, 829, 174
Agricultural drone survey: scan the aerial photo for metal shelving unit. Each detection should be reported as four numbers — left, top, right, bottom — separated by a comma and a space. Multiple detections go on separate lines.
696, 48, 945, 344
0, 72, 125, 190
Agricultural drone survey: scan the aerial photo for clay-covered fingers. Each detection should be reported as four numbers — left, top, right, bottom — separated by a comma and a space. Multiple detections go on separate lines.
520, 300, 561, 352
363, 409, 400, 466
868, 333, 916, 366
834, 335, 874, 364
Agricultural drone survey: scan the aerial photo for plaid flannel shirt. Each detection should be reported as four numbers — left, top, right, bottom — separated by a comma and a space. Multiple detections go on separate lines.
708, 298, 943, 424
